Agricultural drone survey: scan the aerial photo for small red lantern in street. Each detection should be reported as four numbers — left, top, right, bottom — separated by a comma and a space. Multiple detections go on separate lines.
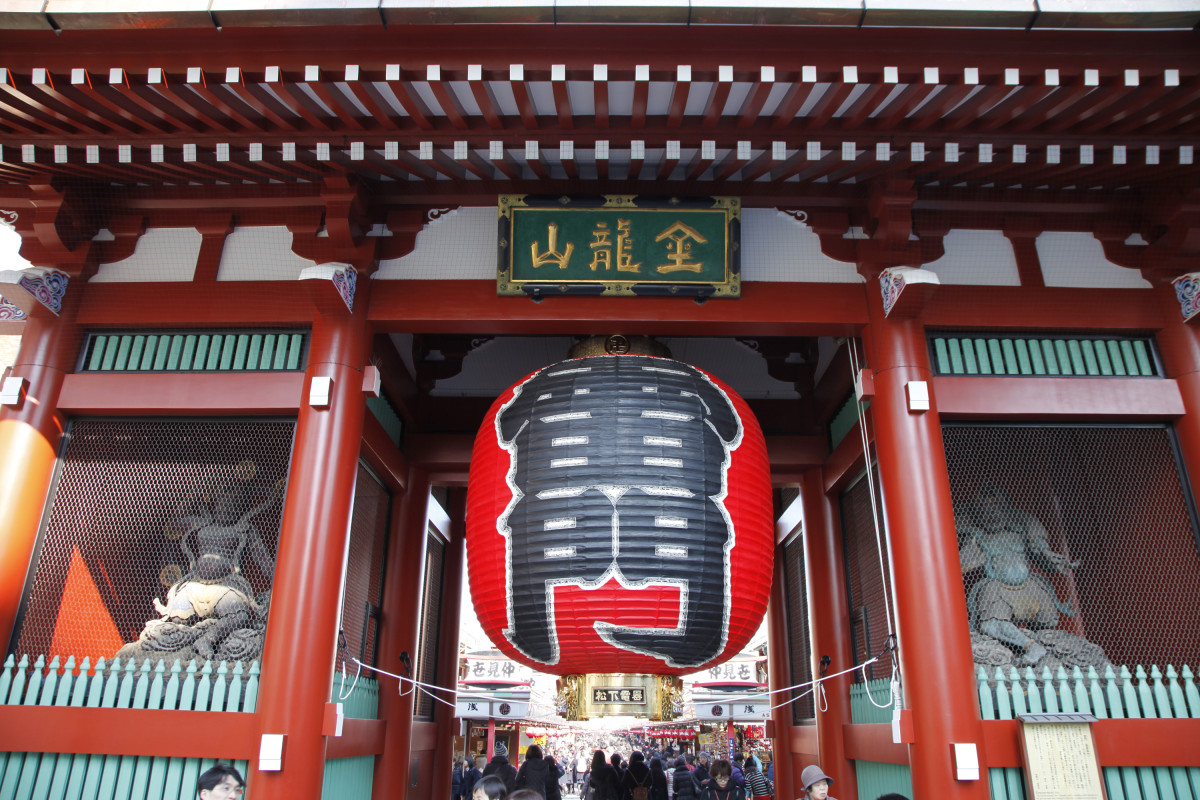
466, 354, 773, 676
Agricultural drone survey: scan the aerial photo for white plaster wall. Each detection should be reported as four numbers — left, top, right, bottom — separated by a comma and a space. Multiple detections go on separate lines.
1037, 232, 1151, 289
921, 229, 1021, 286
739, 209, 862, 283
217, 226, 316, 281
376, 207, 495, 279
91, 227, 201, 282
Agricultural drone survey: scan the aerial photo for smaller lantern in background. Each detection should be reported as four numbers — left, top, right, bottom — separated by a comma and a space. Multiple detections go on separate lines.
467, 343, 773, 678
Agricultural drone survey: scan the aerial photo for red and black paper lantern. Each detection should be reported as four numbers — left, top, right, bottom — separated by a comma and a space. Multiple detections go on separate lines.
466, 354, 772, 676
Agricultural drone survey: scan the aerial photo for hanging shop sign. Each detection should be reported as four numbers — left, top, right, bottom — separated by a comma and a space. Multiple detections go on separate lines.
695, 701, 771, 721
497, 195, 740, 298
465, 354, 773, 678
455, 696, 531, 720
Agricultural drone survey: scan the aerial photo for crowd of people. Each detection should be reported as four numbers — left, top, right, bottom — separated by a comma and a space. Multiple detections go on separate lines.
452, 742, 912, 800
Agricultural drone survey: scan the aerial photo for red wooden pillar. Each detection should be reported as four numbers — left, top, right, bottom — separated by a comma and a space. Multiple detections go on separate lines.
800, 468, 858, 800
249, 299, 373, 800
861, 283, 989, 800
372, 466, 432, 800
1153, 283, 1200, 505
766, 542, 798, 799
0, 297, 84, 649
430, 488, 467, 799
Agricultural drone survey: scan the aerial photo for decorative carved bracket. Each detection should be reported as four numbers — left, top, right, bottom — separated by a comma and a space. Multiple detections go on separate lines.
300, 262, 358, 316
13, 178, 97, 275
1171, 273, 1200, 322
801, 182, 946, 276
880, 267, 941, 318
1095, 190, 1200, 285
0, 267, 70, 317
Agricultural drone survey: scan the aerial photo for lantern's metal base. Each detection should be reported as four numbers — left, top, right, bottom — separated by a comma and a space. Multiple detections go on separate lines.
555, 673, 684, 721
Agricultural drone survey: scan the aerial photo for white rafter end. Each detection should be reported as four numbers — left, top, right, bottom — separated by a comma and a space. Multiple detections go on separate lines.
635, 65, 650, 82
719, 65, 734, 83
1044, 68, 1059, 86
884, 66, 898, 84
802, 65, 817, 83
510, 64, 524, 81
490, 141, 504, 160
964, 68, 979, 85
419, 141, 433, 160
945, 142, 960, 162
843, 65, 858, 83
1047, 144, 1061, 164
772, 141, 786, 160
454, 141, 468, 160
1085, 69, 1099, 86
345, 65, 359, 82
701, 140, 715, 159
761, 66, 775, 83
351, 142, 364, 161
282, 142, 297, 161
304, 65, 319, 82
911, 141, 925, 162
924, 67, 939, 84
427, 64, 440, 82
631, 140, 645, 159
807, 141, 821, 160
1080, 144, 1094, 165
1124, 69, 1139, 87
666, 140, 680, 159
841, 141, 856, 160
225, 67, 239, 83
593, 64, 608, 82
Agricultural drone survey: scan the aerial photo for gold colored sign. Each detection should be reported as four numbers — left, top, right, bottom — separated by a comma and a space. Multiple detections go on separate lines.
497, 195, 740, 298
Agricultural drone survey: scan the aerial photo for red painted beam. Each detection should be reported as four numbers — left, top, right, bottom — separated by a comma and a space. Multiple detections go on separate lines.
367, 280, 868, 337
326, 718, 387, 760
934, 376, 1184, 420
843, 722, 909, 766
58, 372, 304, 414
981, 718, 1200, 768
920, 286, 1162, 330
0, 707, 258, 758
76, 282, 316, 327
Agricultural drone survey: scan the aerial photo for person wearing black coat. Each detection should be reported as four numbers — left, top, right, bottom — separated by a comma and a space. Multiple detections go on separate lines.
544, 755, 564, 800
620, 751, 652, 800
589, 750, 621, 800
516, 744, 553, 798
482, 742, 519, 793
672, 757, 701, 799
648, 756, 670, 800
462, 756, 484, 800
453, 758, 465, 800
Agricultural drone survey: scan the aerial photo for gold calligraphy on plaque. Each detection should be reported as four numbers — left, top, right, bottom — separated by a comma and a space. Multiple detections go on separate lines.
655, 221, 708, 274
531, 223, 574, 270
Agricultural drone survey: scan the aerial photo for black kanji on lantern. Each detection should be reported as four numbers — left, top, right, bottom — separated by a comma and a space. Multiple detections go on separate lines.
495, 355, 743, 669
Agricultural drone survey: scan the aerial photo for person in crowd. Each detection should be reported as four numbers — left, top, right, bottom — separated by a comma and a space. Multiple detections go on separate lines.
693, 754, 710, 788
454, 756, 466, 800
483, 742, 519, 793
672, 757, 700, 799
648, 754, 670, 800
611, 752, 625, 783
729, 754, 745, 789
510, 791, 543, 800
544, 754, 565, 800
698, 760, 745, 800
463, 756, 484, 800
589, 749, 621, 800
799, 765, 837, 800
621, 751, 652, 800
473, 775, 511, 800
516, 743, 553, 798
197, 764, 244, 800
741, 758, 770, 800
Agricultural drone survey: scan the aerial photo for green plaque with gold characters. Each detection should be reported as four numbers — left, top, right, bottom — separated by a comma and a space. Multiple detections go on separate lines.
497, 195, 740, 298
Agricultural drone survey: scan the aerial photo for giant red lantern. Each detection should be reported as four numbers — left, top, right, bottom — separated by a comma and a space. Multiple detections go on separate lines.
466, 354, 773, 676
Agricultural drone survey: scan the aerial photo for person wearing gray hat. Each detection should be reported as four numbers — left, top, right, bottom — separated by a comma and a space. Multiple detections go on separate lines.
799, 765, 836, 800
483, 741, 518, 793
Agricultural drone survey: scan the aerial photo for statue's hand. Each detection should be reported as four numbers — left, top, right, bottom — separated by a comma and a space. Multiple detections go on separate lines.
1042, 549, 1078, 572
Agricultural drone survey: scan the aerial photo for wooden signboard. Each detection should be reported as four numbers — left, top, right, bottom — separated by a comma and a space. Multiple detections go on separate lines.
1019, 713, 1107, 800
497, 195, 740, 298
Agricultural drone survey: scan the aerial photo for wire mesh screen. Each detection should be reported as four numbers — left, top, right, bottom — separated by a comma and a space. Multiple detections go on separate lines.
415, 529, 446, 719
782, 534, 815, 724
840, 467, 895, 682
13, 418, 294, 665
943, 424, 1200, 672
340, 463, 390, 666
